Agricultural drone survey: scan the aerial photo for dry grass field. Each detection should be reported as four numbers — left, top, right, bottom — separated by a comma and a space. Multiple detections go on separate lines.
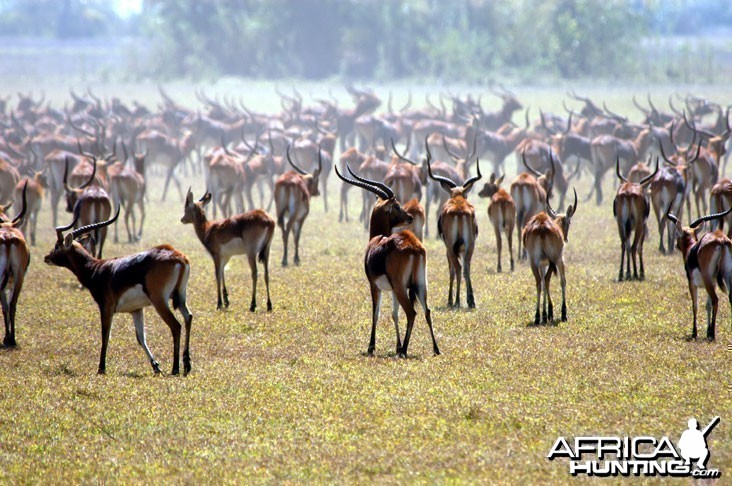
0, 81, 730, 483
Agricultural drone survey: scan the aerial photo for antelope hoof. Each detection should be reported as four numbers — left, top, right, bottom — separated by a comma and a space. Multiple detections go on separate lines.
510, 261, 514, 272
151, 360, 161, 374
366, 346, 375, 356
97, 367, 106, 375
267, 301, 272, 312
249, 303, 256, 312
433, 347, 441, 356
497, 265, 502, 273
183, 355, 191, 375
3, 336, 16, 347
281, 260, 288, 267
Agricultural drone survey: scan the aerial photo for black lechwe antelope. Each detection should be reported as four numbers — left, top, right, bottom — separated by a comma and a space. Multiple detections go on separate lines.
44, 208, 193, 375
335, 165, 440, 358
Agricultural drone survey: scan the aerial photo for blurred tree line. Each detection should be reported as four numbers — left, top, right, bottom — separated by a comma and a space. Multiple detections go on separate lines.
139, 0, 645, 80
0, 0, 730, 81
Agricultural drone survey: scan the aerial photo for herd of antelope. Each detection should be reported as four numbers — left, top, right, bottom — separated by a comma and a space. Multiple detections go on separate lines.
0, 85, 730, 373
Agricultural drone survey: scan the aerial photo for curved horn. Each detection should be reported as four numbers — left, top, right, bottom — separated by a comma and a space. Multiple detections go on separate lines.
400, 91, 412, 112
390, 138, 417, 165
79, 157, 97, 189
345, 164, 393, 199
689, 206, 732, 229
316, 144, 323, 175
686, 141, 702, 165
462, 158, 483, 190
615, 157, 628, 183
55, 211, 80, 241
335, 164, 389, 200
221, 134, 233, 156
659, 139, 675, 166
522, 150, 542, 177
63, 156, 72, 192
426, 152, 457, 189
633, 94, 650, 114
11, 181, 28, 226
563, 111, 573, 135
69, 118, 95, 138
441, 133, 461, 162
71, 205, 121, 238
603, 101, 627, 122
286, 145, 308, 176
669, 95, 683, 117
666, 204, 680, 226
566, 188, 578, 218
639, 158, 660, 186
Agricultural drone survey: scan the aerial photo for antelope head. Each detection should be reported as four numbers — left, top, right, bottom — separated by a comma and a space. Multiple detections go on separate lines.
286, 144, 322, 197
546, 188, 578, 242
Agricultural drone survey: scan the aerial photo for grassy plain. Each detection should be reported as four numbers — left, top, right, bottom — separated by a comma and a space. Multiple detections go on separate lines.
0, 80, 730, 483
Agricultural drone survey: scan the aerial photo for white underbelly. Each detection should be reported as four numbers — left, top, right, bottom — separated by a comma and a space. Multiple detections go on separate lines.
115, 285, 151, 313
220, 238, 247, 260
691, 269, 704, 288
374, 275, 392, 291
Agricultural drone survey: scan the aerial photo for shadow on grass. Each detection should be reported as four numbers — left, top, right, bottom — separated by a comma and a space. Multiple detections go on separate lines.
358, 350, 424, 361
525, 320, 560, 328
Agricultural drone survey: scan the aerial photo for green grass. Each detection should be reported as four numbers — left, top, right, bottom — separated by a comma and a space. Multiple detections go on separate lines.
0, 81, 730, 483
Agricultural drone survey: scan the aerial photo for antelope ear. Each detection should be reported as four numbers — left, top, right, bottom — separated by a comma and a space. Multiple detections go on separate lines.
63, 233, 74, 248
200, 192, 212, 206
497, 174, 505, 185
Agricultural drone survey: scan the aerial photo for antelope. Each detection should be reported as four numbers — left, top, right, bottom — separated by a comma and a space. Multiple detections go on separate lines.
385, 140, 425, 203
402, 198, 425, 241
44, 208, 193, 375
522, 189, 578, 325
136, 128, 189, 202
0, 157, 20, 207
63, 157, 112, 258
109, 145, 146, 243
667, 207, 732, 341
710, 179, 732, 237
181, 189, 274, 312
0, 182, 29, 347
660, 134, 704, 223
335, 165, 440, 358
273, 145, 321, 266
613, 158, 658, 281
338, 147, 366, 222
478, 173, 516, 273
13, 170, 46, 246
588, 134, 638, 205
356, 154, 390, 229
649, 163, 686, 254
511, 152, 552, 259
205, 143, 247, 219
427, 147, 482, 308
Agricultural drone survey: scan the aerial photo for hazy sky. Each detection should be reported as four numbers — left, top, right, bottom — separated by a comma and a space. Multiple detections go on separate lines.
114, 0, 142, 18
